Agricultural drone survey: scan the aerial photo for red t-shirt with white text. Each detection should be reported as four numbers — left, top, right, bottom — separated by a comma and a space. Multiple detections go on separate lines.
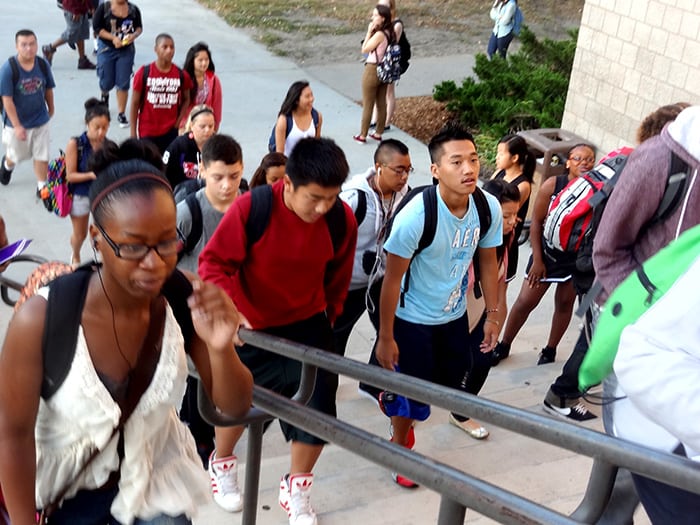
133, 62, 192, 137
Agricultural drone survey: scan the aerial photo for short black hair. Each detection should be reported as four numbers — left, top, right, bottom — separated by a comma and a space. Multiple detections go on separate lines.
482, 179, 520, 204
428, 121, 476, 164
15, 29, 36, 42
374, 138, 409, 165
89, 139, 171, 225
201, 134, 242, 167
286, 137, 349, 189
155, 33, 174, 46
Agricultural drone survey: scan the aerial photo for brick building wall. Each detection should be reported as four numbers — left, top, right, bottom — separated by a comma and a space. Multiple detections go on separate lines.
561, 0, 699, 155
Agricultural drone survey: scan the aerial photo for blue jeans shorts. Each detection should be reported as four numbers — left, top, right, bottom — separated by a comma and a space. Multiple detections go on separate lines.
96, 41, 135, 92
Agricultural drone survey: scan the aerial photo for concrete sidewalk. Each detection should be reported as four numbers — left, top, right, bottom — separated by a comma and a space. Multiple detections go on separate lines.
1, 1, 648, 524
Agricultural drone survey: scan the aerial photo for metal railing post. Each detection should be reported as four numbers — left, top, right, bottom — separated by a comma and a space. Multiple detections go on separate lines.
570, 460, 618, 522
241, 420, 265, 525
437, 497, 467, 525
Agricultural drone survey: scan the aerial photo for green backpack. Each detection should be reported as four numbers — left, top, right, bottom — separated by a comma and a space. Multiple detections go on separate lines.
579, 223, 700, 392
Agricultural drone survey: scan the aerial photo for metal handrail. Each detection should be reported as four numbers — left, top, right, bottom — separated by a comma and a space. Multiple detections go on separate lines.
0, 254, 48, 306
196, 329, 700, 524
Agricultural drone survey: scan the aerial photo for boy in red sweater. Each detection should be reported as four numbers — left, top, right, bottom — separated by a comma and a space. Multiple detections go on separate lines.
199, 137, 357, 525
130, 33, 192, 154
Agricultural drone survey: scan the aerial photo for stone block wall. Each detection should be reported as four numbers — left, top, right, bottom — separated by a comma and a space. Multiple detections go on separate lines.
561, 0, 699, 154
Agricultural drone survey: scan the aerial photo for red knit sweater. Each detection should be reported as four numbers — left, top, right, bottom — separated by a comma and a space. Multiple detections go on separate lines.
199, 181, 357, 329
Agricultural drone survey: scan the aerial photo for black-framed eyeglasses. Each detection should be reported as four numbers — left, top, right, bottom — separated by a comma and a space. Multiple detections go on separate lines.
382, 164, 414, 176
95, 222, 180, 261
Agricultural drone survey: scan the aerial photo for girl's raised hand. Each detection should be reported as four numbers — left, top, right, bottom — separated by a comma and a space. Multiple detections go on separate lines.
186, 278, 250, 349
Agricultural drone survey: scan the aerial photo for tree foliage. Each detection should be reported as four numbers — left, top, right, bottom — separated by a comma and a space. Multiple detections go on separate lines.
434, 27, 578, 140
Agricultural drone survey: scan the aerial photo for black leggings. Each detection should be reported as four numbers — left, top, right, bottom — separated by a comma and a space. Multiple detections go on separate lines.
451, 312, 492, 421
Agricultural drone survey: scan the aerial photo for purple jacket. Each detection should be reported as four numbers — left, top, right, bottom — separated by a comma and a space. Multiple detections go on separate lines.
593, 108, 700, 300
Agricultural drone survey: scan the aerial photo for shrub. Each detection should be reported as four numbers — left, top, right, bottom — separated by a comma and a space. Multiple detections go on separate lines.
434, 27, 578, 141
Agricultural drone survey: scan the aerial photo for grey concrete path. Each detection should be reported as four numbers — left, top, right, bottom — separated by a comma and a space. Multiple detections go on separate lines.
0, 1, 648, 524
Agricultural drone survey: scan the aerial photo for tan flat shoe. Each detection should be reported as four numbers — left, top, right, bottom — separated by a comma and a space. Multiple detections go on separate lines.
449, 413, 489, 440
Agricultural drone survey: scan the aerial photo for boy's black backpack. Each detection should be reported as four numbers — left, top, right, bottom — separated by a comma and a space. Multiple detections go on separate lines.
1, 56, 50, 123
394, 19, 411, 75
575, 150, 692, 312
246, 184, 347, 254
267, 109, 320, 153
41, 265, 195, 400
384, 185, 492, 307
174, 178, 206, 261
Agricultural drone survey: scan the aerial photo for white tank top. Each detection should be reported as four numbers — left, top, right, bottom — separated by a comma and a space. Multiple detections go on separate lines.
284, 115, 317, 157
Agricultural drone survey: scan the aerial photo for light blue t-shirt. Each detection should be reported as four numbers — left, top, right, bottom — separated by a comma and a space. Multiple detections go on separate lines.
0, 56, 55, 128
384, 186, 503, 325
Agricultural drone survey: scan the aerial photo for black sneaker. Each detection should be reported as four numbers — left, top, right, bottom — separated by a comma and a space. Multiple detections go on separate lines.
490, 341, 511, 366
537, 346, 556, 365
0, 156, 13, 185
543, 400, 597, 421
100, 91, 109, 106
42, 44, 55, 66
117, 113, 129, 128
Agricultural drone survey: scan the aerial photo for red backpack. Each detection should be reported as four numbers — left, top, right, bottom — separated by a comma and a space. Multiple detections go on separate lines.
542, 158, 622, 253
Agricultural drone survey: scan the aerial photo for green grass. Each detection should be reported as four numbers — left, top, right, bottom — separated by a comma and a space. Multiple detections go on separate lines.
199, 0, 370, 34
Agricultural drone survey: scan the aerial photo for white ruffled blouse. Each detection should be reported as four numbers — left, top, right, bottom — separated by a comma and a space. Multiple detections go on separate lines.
34, 299, 210, 524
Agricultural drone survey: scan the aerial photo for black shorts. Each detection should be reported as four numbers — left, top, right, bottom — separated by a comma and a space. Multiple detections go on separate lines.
237, 312, 335, 446
393, 313, 471, 415
525, 245, 577, 282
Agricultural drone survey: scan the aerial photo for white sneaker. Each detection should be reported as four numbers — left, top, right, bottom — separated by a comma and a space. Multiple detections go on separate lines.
208, 451, 243, 512
279, 473, 317, 525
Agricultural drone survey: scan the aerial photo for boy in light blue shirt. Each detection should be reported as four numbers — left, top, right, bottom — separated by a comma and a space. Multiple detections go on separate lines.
376, 122, 502, 488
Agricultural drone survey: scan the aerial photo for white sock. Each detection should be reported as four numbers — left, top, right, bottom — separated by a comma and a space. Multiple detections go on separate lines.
37, 181, 47, 189
3, 159, 12, 171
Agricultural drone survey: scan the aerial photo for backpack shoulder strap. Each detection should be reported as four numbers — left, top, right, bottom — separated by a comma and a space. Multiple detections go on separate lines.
325, 198, 347, 254
161, 268, 195, 352
416, 184, 438, 255
472, 186, 492, 236
183, 193, 203, 256
140, 63, 150, 94
284, 114, 294, 138
354, 190, 367, 226
246, 184, 274, 248
41, 267, 93, 400
311, 108, 319, 127
649, 151, 691, 226
397, 185, 437, 308
8, 57, 20, 85
37, 57, 50, 79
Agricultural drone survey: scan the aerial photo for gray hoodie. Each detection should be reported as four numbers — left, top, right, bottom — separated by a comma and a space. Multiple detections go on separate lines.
340, 168, 409, 291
